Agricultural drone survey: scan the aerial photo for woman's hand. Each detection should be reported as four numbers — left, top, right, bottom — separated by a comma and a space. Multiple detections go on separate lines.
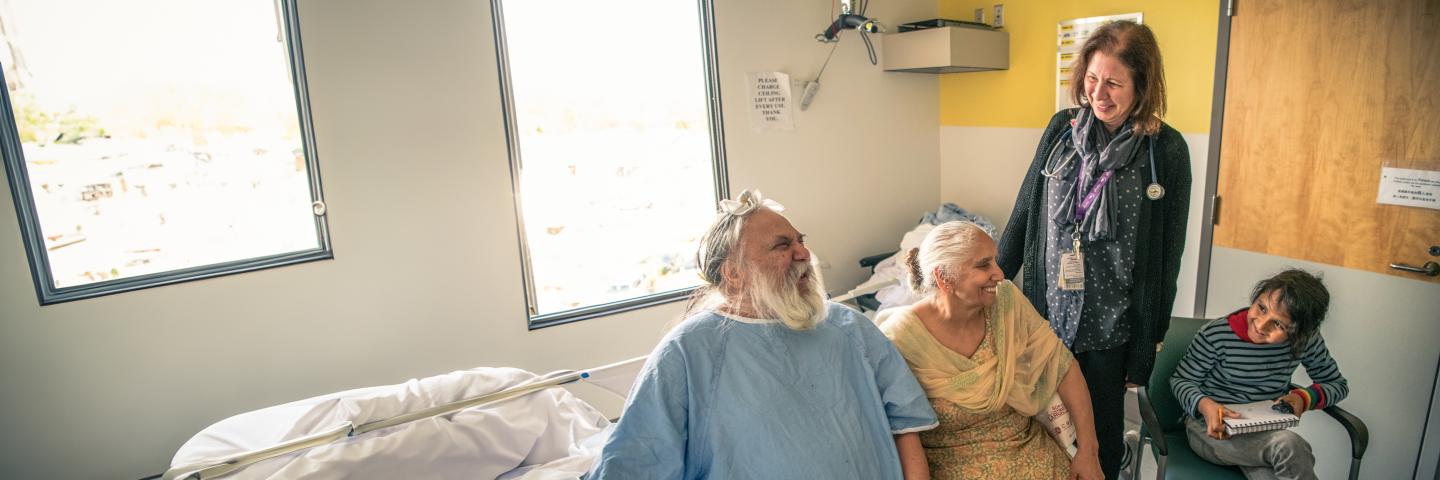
1069, 449, 1103, 480
1058, 361, 1103, 479
1122, 342, 1166, 388
1198, 397, 1240, 440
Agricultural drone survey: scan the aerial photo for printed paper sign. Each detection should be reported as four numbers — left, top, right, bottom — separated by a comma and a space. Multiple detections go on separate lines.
1377, 166, 1440, 210
747, 72, 793, 132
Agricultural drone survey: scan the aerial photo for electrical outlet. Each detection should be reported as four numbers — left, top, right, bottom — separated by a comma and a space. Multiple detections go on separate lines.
974, 8, 984, 23
994, 4, 1005, 28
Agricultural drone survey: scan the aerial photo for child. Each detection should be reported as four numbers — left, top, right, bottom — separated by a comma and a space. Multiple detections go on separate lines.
1170, 269, 1348, 480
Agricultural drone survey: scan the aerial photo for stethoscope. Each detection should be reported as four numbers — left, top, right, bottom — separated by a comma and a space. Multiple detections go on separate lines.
1041, 128, 1165, 201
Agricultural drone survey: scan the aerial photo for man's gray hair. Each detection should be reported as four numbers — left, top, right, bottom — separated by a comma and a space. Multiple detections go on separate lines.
696, 209, 748, 289
684, 190, 825, 331
695, 189, 782, 289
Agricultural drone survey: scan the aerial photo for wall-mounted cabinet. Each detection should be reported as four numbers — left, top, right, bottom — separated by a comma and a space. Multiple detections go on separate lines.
882, 26, 1009, 73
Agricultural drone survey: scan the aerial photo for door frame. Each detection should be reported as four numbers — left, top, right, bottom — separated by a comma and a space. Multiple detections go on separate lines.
1422, 354, 1440, 479
1192, 0, 1232, 316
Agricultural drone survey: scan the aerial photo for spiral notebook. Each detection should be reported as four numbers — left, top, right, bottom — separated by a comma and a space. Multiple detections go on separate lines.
1222, 400, 1301, 435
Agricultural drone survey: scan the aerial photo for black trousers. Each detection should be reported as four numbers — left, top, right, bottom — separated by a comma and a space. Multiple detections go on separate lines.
1075, 344, 1129, 480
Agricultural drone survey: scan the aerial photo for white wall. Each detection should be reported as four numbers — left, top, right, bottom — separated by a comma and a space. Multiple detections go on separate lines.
938, 126, 1210, 316
0, 0, 938, 478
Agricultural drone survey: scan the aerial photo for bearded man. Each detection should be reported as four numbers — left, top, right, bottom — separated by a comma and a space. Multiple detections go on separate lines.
589, 191, 937, 479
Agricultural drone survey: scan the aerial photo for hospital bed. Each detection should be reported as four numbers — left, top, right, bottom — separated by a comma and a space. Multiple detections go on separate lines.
161, 204, 995, 480
160, 357, 646, 480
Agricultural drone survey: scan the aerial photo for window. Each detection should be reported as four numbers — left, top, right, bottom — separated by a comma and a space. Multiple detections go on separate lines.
0, 0, 329, 304
493, 0, 727, 327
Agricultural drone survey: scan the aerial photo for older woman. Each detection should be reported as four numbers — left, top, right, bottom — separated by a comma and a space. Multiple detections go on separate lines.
878, 221, 1102, 479
997, 20, 1191, 478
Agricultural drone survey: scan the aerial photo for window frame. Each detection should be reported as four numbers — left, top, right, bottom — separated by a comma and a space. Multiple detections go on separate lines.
489, 0, 729, 330
0, 0, 332, 305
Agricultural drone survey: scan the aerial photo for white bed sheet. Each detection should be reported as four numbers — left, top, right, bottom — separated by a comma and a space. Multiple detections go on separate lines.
170, 367, 612, 479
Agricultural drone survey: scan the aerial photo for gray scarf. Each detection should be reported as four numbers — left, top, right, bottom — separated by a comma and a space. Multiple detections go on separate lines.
1049, 108, 1143, 241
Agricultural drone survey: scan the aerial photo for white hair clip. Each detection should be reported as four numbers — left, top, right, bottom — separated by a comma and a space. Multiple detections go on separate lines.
718, 189, 785, 216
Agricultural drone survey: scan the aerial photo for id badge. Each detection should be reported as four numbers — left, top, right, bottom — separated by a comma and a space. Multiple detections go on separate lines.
1058, 238, 1085, 291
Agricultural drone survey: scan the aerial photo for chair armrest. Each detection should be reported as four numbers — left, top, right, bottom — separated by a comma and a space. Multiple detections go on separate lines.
1136, 386, 1169, 456
1320, 404, 1368, 462
1288, 384, 1368, 462
1289, 384, 1367, 480
858, 251, 898, 270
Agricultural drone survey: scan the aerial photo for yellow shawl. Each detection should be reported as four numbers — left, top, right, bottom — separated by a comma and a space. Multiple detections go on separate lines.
878, 281, 1072, 416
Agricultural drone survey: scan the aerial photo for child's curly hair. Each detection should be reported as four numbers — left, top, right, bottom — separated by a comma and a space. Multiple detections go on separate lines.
1250, 269, 1330, 358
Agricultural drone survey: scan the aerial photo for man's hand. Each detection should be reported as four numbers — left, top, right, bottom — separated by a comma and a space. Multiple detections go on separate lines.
1276, 392, 1307, 417
1198, 398, 1240, 440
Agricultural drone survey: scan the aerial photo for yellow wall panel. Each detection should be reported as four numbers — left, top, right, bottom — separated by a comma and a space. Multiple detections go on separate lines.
936, 0, 1219, 133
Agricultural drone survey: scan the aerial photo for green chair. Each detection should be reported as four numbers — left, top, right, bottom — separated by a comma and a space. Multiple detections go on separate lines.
1132, 316, 1369, 479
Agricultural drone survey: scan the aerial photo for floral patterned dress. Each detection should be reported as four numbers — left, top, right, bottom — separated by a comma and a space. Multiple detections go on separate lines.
913, 317, 1070, 479
878, 282, 1076, 480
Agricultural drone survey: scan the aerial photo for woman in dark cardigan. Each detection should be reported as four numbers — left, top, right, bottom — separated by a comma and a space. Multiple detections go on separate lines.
996, 21, 1190, 479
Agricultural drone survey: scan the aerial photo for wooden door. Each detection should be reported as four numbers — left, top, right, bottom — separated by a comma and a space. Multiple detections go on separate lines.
1207, 0, 1440, 478
1213, 0, 1439, 281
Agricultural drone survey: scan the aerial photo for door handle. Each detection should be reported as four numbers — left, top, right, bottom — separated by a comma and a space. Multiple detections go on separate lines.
1390, 261, 1440, 277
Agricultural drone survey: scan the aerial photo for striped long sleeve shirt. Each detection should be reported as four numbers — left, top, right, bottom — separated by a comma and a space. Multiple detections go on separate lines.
1171, 311, 1348, 418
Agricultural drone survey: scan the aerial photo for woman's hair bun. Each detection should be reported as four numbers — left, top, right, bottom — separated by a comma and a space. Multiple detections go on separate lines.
902, 247, 924, 294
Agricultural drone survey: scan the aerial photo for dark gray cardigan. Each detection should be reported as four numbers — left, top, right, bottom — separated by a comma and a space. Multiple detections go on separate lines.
996, 108, 1192, 386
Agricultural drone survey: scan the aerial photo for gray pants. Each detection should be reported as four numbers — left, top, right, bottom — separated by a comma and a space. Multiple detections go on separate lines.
1183, 416, 1317, 480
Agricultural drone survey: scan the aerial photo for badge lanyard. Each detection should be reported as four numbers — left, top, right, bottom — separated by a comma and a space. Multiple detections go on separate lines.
1057, 132, 1163, 290
1061, 154, 1111, 291
1073, 166, 1113, 221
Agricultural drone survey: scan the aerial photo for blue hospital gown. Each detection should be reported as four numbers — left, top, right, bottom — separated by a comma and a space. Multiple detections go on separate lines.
589, 303, 938, 479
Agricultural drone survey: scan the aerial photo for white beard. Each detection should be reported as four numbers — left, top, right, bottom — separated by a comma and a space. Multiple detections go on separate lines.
745, 258, 828, 331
